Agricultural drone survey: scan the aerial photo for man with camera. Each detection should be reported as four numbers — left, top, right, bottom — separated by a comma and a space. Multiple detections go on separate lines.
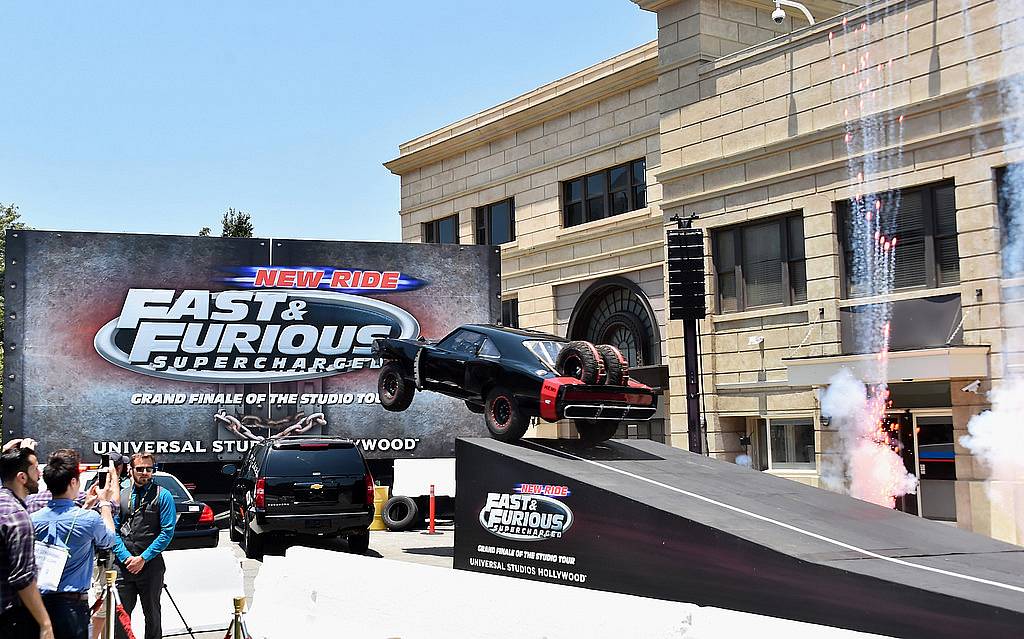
112, 453, 174, 639
30, 450, 118, 639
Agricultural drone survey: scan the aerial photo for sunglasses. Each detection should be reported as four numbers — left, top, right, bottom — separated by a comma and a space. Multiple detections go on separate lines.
132, 466, 155, 473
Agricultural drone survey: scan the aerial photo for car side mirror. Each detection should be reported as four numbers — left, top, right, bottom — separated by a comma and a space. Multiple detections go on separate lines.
221, 464, 238, 476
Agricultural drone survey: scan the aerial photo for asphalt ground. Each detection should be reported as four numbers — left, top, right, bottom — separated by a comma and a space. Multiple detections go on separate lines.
164, 521, 455, 637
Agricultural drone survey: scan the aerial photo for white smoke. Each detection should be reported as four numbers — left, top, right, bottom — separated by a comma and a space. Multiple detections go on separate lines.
735, 454, 752, 468
820, 369, 918, 508
957, 4, 1024, 542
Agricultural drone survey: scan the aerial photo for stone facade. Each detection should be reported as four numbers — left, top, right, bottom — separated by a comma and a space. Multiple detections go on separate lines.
642, 0, 1023, 543
386, 42, 669, 438
389, 0, 1024, 542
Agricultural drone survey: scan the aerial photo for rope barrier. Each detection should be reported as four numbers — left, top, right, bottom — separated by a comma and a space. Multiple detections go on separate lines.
94, 570, 136, 639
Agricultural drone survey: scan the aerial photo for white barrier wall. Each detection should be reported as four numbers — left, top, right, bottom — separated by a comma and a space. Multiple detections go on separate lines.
246, 548, 890, 639
130, 545, 244, 636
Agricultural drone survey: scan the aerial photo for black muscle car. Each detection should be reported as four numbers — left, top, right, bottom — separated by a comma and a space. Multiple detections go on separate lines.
372, 324, 658, 443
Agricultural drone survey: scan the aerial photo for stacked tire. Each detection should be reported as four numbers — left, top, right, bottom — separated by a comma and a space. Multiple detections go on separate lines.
554, 341, 630, 386
554, 341, 630, 444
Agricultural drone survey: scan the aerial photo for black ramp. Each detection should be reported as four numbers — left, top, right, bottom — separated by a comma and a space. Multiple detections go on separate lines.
454, 438, 1024, 638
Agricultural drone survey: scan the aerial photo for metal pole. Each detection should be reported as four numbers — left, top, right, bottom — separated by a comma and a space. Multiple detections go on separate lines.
233, 597, 245, 639
103, 570, 117, 639
683, 318, 702, 453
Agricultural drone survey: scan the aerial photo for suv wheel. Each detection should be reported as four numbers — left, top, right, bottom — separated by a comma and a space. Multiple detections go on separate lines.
243, 514, 265, 560
229, 500, 242, 543
348, 530, 370, 554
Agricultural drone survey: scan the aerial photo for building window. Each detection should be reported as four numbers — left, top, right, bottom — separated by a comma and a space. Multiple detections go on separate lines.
475, 198, 515, 245
839, 181, 959, 297
501, 299, 519, 328
762, 419, 815, 470
997, 165, 1024, 278
423, 215, 459, 244
712, 214, 806, 313
562, 159, 646, 228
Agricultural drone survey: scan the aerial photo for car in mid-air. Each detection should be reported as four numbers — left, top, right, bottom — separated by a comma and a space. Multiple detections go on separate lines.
372, 324, 658, 443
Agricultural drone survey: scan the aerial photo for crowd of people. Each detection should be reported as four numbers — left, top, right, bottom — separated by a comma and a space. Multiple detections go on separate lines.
0, 439, 177, 639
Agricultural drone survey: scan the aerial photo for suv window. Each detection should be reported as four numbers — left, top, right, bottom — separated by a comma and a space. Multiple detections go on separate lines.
264, 443, 365, 476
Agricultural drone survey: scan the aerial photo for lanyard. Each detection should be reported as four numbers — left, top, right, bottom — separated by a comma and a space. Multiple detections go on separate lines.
127, 484, 155, 520
64, 508, 81, 544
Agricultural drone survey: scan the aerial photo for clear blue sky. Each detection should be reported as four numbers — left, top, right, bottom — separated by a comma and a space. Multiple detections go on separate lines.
1, 1, 655, 241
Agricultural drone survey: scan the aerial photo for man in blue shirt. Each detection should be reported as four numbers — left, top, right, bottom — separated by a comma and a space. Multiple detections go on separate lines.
112, 454, 174, 639
31, 450, 118, 639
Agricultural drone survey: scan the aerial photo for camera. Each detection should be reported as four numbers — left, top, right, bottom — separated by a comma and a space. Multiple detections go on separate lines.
772, 6, 786, 24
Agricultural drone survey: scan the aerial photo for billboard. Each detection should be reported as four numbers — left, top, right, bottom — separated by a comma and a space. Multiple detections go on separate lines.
3, 230, 499, 461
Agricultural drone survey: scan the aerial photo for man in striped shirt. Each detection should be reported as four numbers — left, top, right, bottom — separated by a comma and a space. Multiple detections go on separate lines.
0, 442, 54, 639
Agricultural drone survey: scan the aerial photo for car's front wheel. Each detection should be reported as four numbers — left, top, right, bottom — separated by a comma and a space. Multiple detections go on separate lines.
485, 387, 530, 442
576, 419, 620, 444
348, 530, 370, 554
243, 514, 265, 560
378, 362, 415, 412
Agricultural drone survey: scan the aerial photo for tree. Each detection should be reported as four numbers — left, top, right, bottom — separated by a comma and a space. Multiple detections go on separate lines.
199, 208, 254, 237
0, 203, 26, 433
220, 208, 254, 238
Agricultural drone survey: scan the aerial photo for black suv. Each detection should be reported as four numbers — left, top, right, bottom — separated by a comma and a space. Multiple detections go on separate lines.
224, 436, 375, 559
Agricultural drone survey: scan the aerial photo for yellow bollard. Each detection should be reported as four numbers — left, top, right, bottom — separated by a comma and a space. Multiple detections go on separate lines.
370, 485, 390, 530
103, 570, 117, 639
232, 596, 246, 639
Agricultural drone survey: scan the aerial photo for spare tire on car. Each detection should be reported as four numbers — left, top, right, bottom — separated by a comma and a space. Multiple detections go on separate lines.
596, 344, 630, 386
382, 495, 419, 532
555, 340, 605, 384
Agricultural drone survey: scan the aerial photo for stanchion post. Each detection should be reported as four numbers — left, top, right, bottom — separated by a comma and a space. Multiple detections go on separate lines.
232, 597, 245, 639
103, 570, 117, 639
429, 484, 436, 534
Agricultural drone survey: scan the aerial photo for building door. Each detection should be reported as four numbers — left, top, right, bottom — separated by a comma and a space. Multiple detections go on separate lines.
888, 411, 957, 521
915, 414, 957, 521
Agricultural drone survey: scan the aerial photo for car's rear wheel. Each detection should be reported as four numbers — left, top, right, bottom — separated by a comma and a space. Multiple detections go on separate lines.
348, 530, 370, 554
576, 419, 620, 444
382, 495, 419, 532
378, 362, 415, 412
485, 387, 530, 442
243, 514, 265, 560
229, 500, 243, 543
596, 344, 630, 386
555, 341, 605, 384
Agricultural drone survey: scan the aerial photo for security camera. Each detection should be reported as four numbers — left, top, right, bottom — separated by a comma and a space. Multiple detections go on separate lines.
772, 6, 787, 24
961, 379, 982, 394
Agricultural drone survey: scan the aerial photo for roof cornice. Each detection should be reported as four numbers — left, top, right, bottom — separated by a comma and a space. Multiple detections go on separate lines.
384, 41, 658, 175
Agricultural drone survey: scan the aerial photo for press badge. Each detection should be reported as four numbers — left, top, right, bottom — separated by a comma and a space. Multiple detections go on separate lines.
34, 539, 70, 592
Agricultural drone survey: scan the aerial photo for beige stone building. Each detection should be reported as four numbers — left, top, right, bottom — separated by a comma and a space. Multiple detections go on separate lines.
387, 0, 1024, 544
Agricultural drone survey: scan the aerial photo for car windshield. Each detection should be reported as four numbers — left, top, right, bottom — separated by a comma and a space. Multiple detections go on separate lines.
523, 340, 566, 372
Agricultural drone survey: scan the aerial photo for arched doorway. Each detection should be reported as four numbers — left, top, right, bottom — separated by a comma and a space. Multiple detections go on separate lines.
567, 277, 660, 368
566, 276, 665, 442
